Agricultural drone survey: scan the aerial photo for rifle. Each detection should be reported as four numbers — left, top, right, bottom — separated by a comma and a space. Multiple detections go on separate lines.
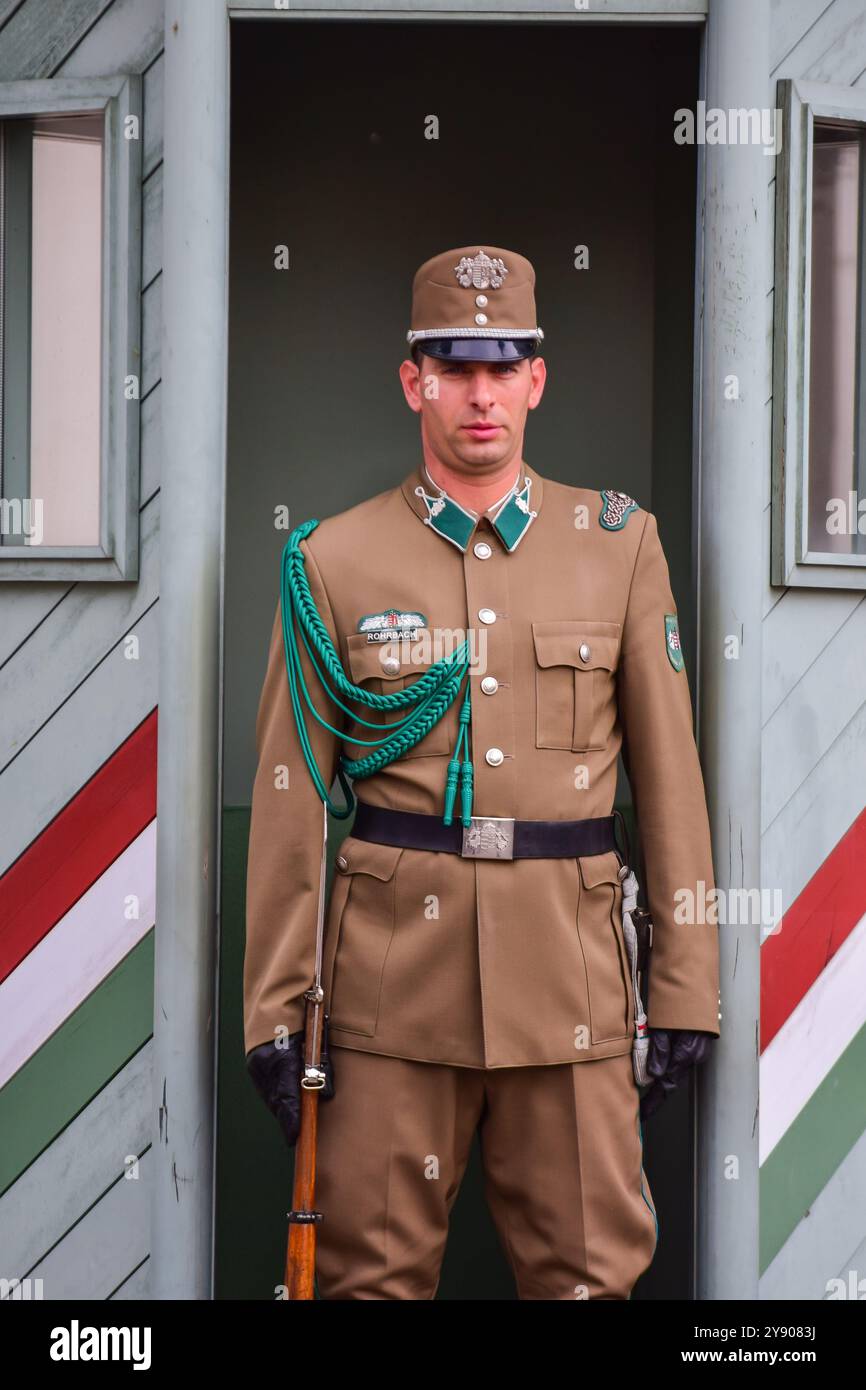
285, 802, 330, 1299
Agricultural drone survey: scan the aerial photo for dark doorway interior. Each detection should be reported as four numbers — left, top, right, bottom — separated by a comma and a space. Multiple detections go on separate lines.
219, 16, 701, 1300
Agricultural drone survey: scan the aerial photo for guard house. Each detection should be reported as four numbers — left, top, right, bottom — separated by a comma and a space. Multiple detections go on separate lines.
1, 0, 864, 1302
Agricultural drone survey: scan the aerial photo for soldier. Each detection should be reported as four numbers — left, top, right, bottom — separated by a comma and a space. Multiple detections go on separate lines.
244, 244, 721, 1300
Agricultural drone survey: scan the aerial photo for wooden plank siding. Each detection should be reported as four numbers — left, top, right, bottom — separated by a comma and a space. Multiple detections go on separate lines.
0, 1043, 152, 1286
760, 0, 866, 1297
0, 0, 164, 1298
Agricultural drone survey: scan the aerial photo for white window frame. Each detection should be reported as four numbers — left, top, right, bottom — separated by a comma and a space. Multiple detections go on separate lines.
0, 74, 142, 581
772, 77, 866, 590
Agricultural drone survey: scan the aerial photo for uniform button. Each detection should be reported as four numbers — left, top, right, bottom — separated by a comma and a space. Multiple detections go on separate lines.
481, 676, 498, 694
579, 643, 591, 662
485, 747, 504, 766
478, 607, 497, 624
336, 855, 348, 871
475, 313, 488, 326
475, 294, 488, 307
473, 541, 492, 560
381, 655, 401, 675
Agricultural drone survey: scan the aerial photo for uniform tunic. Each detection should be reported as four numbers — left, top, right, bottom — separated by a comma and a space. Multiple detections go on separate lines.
243, 459, 720, 1070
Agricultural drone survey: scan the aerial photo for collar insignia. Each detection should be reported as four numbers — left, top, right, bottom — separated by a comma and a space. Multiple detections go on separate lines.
415, 475, 537, 553
358, 608, 427, 643
599, 489, 639, 530
490, 477, 536, 551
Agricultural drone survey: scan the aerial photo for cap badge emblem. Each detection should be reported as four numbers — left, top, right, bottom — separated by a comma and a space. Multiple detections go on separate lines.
454, 251, 508, 291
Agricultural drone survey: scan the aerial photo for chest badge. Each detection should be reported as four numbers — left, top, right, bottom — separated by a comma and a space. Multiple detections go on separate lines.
599, 489, 639, 530
358, 608, 427, 643
665, 613, 684, 671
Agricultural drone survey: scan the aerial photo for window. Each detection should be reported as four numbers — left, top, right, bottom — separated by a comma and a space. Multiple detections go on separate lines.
773, 79, 866, 588
0, 76, 141, 581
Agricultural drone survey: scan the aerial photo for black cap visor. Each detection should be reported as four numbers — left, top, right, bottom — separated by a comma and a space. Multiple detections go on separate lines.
415, 336, 538, 363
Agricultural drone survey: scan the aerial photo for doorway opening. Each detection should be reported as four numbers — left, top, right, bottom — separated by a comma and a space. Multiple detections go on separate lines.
218, 16, 701, 1300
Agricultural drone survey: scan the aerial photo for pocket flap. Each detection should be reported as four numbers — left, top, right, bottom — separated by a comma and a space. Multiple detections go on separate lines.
335, 834, 403, 881
532, 621, 621, 672
346, 632, 431, 684
578, 849, 623, 890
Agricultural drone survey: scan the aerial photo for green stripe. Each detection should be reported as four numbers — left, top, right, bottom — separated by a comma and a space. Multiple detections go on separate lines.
0, 932, 154, 1197
760, 1019, 866, 1273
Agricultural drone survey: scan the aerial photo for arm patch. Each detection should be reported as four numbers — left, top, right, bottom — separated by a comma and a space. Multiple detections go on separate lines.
665, 613, 685, 671
599, 489, 639, 530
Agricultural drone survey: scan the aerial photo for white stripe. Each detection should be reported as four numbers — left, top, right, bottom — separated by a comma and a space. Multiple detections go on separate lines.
0, 821, 156, 1088
759, 907, 866, 1163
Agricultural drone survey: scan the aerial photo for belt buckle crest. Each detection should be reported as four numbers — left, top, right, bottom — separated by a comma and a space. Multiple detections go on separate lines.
461, 816, 515, 859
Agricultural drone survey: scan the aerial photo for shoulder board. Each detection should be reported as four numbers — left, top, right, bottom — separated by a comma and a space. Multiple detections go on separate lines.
598, 489, 640, 531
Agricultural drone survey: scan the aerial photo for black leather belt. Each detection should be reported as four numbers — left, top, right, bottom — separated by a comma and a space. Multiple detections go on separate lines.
351, 800, 624, 861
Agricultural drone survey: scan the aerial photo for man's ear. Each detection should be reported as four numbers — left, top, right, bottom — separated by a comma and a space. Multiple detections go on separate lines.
527, 354, 547, 409
398, 356, 424, 413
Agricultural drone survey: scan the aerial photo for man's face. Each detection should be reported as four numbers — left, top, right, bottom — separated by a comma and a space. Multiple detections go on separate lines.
398, 351, 547, 479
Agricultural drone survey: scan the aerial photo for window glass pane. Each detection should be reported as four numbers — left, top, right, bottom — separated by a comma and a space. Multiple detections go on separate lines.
27, 112, 103, 547
807, 120, 865, 558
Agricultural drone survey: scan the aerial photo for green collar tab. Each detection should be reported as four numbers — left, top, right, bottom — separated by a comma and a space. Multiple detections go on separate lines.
415, 474, 537, 553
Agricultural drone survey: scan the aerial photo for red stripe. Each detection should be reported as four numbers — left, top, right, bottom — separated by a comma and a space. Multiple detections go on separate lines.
761, 804, 866, 1051
0, 710, 158, 983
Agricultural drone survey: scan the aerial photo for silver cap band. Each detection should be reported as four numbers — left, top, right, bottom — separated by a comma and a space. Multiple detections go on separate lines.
406, 326, 544, 345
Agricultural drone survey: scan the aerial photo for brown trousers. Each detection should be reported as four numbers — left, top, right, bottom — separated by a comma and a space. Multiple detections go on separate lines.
313, 1044, 658, 1300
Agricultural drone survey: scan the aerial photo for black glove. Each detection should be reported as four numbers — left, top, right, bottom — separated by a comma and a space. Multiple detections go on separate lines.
639, 1029, 714, 1122
245, 1021, 335, 1150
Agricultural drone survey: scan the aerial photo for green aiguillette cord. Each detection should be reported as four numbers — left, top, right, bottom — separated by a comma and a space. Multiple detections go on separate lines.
280, 519, 475, 825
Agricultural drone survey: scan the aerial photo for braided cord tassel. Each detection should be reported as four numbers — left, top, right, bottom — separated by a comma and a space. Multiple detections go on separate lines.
443, 681, 474, 828
280, 528, 356, 818
280, 520, 474, 821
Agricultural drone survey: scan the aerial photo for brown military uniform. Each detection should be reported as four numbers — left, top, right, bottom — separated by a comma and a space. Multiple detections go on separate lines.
243, 246, 720, 1299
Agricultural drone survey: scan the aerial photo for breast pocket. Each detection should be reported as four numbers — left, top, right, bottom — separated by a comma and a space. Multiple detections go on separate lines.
532, 619, 621, 752
575, 850, 632, 1045
324, 835, 405, 1036
344, 630, 454, 758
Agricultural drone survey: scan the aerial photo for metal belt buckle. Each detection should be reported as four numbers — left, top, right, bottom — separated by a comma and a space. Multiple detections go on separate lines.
461, 816, 515, 859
